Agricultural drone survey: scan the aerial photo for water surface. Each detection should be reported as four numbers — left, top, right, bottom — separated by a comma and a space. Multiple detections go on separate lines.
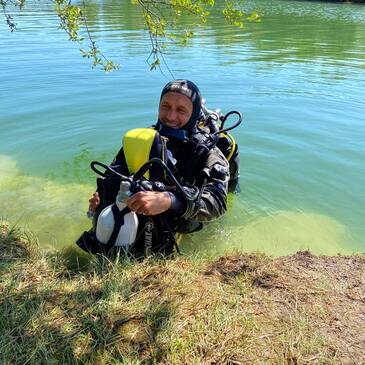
1, 0, 364, 255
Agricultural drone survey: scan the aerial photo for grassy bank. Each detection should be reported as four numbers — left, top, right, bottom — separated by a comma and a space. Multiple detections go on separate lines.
1, 222, 364, 364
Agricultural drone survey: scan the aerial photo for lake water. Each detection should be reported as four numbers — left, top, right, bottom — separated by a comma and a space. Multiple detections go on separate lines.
1, 0, 364, 256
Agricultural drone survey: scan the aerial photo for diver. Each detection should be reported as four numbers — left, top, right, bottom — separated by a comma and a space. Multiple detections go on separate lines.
79, 79, 240, 257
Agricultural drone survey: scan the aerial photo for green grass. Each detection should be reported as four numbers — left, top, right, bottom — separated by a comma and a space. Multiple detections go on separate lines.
1, 222, 364, 364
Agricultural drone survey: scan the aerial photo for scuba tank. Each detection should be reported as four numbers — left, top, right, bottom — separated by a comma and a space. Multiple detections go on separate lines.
95, 180, 139, 248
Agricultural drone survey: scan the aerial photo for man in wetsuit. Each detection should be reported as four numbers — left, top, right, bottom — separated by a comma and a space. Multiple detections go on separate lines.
87, 80, 230, 254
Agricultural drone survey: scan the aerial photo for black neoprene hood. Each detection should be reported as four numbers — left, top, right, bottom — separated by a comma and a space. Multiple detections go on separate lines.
159, 79, 202, 131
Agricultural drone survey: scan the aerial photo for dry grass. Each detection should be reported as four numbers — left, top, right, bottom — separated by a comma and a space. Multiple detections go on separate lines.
0, 220, 39, 261
0, 222, 364, 364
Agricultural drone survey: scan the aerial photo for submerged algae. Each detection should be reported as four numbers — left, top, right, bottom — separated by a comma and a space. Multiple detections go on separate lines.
183, 210, 354, 257
0, 154, 357, 255
0, 155, 91, 248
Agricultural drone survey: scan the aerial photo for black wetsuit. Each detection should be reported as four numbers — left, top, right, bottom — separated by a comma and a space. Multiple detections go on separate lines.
77, 78, 239, 257
76, 128, 237, 257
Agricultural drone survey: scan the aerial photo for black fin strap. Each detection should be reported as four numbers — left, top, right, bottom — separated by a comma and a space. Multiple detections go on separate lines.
106, 204, 131, 246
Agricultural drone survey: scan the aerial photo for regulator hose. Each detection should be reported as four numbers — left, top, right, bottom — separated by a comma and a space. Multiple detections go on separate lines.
90, 161, 131, 180
133, 158, 199, 201
216, 110, 243, 135
90, 158, 200, 202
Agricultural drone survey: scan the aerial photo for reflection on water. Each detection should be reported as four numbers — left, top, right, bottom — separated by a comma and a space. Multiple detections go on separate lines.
13, 0, 365, 67
79, 0, 365, 68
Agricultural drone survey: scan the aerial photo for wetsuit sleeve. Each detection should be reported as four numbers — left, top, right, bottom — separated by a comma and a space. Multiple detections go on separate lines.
179, 147, 229, 221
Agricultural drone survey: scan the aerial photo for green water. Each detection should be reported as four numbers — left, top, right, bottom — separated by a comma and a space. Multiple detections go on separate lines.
1, 0, 364, 256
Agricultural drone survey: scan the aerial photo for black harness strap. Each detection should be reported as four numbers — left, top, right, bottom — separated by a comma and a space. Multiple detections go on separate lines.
106, 205, 131, 246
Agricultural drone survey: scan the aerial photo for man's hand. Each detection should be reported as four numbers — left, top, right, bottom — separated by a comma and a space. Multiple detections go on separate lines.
126, 191, 171, 216
88, 192, 100, 212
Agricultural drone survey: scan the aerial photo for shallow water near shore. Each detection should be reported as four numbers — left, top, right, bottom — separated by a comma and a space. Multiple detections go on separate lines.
0, 0, 364, 255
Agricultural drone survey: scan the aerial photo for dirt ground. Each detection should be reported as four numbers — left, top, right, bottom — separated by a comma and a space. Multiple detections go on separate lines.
207, 251, 365, 364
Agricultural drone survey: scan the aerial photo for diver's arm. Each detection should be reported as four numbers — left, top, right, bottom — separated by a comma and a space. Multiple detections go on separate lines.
179, 147, 229, 221
167, 192, 184, 213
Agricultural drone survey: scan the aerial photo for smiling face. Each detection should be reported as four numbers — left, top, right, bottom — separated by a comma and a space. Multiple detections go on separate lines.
158, 92, 193, 129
